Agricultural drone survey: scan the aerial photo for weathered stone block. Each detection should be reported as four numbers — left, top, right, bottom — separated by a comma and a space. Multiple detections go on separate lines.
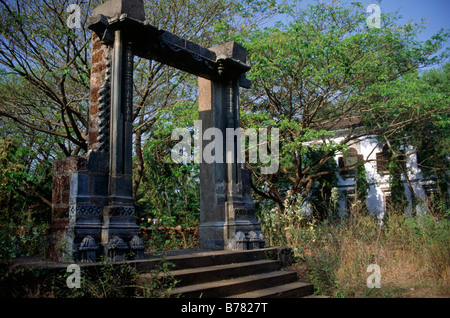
233, 231, 248, 250
210, 41, 247, 63
259, 232, 266, 249
247, 231, 259, 250
62, 192, 71, 205
67, 156, 88, 172
92, 0, 145, 21
87, 151, 109, 173
52, 189, 61, 205
110, 176, 133, 202
92, 50, 104, 64
93, 175, 108, 196
52, 207, 68, 219
89, 131, 100, 148
129, 235, 145, 259
59, 175, 71, 193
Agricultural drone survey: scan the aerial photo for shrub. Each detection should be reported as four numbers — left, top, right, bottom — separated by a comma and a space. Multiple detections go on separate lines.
261, 199, 450, 297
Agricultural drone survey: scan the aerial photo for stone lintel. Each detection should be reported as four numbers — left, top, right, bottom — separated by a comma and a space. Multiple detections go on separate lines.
87, 15, 251, 87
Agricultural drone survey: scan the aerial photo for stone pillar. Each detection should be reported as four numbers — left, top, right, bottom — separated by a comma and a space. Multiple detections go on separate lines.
198, 77, 227, 249
198, 42, 264, 250
100, 30, 140, 258
107, 30, 134, 206
48, 0, 145, 261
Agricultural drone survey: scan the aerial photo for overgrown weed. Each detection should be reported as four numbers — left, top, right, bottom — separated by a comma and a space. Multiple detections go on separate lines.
259, 199, 450, 298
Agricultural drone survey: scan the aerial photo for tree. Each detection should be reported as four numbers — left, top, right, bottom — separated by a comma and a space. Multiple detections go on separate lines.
131, 0, 284, 197
354, 160, 370, 215
134, 102, 200, 227
0, 0, 283, 205
235, 1, 449, 217
0, 0, 95, 156
0, 130, 51, 262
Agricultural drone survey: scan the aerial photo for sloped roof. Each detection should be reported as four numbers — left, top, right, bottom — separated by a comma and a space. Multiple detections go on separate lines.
328, 117, 362, 130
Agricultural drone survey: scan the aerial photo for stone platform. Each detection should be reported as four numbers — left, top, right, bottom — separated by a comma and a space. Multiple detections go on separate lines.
9, 247, 315, 298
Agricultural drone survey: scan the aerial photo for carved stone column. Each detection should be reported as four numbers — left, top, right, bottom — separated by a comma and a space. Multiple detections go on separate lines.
198, 42, 264, 250
99, 22, 140, 259
50, 0, 263, 260
48, 0, 146, 261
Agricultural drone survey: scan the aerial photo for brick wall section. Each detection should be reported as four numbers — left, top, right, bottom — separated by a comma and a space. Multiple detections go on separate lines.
89, 33, 110, 152
48, 34, 110, 260
47, 156, 87, 260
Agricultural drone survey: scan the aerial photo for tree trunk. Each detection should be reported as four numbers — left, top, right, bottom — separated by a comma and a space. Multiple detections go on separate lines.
132, 128, 144, 199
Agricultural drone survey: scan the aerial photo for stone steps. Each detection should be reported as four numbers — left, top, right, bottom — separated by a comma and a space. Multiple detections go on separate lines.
226, 281, 314, 298
136, 247, 279, 271
136, 247, 315, 298
141, 259, 281, 287
168, 270, 298, 298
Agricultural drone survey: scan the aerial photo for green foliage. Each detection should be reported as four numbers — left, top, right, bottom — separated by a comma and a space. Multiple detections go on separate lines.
52, 259, 138, 298
413, 64, 450, 216
387, 157, 408, 216
0, 0, 94, 154
0, 136, 51, 267
52, 257, 177, 298
304, 247, 340, 296
239, 0, 449, 213
306, 149, 339, 220
137, 259, 179, 298
135, 102, 200, 228
0, 220, 48, 267
354, 161, 370, 215
143, 227, 198, 251
2, 257, 179, 298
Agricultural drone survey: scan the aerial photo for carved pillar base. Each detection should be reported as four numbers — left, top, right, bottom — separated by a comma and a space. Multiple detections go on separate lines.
101, 205, 143, 260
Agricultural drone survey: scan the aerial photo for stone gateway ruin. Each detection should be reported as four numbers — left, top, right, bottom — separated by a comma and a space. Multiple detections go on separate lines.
48, 0, 265, 262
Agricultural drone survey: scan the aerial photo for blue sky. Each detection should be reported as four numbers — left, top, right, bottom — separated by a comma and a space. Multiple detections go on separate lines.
287, 0, 450, 39
353, 0, 449, 43
357, 0, 450, 67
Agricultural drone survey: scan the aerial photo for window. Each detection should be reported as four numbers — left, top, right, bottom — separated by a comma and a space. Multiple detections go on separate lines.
339, 147, 363, 177
382, 188, 391, 213
423, 183, 438, 215
376, 144, 406, 175
376, 145, 390, 175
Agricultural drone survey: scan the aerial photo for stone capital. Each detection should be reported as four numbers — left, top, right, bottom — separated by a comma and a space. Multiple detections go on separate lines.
92, 0, 145, 21
210, 41, 247, 63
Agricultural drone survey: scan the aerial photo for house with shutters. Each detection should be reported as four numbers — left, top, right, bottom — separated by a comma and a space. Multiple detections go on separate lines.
328, 118, 439, 219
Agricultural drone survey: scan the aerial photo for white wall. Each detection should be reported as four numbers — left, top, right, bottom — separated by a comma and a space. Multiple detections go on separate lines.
332, 135, 429, 218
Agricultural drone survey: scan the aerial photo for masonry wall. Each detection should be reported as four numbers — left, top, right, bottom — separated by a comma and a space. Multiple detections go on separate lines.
89, 33, 111, 153
47, 33, 110, 261
48, 156, 87, 260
